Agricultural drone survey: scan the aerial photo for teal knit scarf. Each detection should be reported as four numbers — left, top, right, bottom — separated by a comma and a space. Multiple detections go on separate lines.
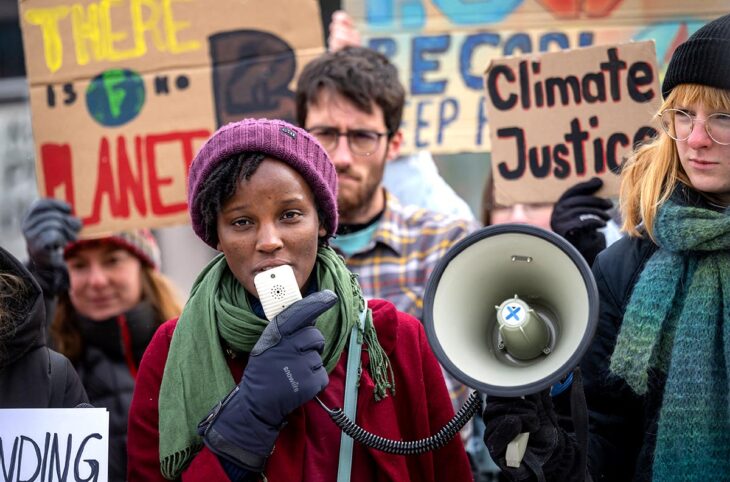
157, 246, 395, 479
609, 198, 730, 481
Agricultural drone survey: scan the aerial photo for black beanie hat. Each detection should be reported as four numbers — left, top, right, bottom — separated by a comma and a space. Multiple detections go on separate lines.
662, 14, 730, 98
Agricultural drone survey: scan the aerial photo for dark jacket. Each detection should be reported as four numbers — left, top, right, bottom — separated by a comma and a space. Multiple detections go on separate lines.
0, 246, 88, 408
73, 301, 160, 482
582, 234, 657, 482
581, 186, 723, 482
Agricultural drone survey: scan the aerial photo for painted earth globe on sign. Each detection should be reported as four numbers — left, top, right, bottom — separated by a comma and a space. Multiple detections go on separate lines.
86, 68, 146, 127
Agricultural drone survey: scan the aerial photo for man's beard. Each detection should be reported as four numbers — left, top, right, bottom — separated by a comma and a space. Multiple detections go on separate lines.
337, 172, 381, 218
336, 159, 386, 221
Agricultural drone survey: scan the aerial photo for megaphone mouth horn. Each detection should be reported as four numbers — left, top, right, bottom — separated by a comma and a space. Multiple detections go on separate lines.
423, 224, 599, 398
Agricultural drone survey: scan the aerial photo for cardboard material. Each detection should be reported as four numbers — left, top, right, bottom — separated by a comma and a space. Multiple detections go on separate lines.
344, 0, 726, 155
20, 0, 324, 235
483, 41, 661, 205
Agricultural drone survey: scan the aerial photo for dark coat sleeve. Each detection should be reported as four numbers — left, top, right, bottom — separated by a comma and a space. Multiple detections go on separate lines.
48, 349, 89, 407
25, 260, 64, 332
581, 236, 654, 482
0, 347, 88, 408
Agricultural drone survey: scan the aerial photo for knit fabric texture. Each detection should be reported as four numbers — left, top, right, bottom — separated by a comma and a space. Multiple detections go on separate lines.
187, 118, 338, 248
662, 13, 730, 97
609, 196, 730, 481
64, 229, 161, 269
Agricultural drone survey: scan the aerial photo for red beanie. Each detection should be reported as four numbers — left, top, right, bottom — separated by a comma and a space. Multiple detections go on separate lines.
64, 229, 161, 270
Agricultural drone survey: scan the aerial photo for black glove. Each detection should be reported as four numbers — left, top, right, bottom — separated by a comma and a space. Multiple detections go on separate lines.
550, 178, 613, 266
198, 290, 337, 472
21, 199, 82, 294
483, 391, 584, 482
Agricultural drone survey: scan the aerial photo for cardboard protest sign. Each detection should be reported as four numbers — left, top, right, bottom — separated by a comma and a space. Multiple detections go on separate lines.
343, 0, 726, 155
0, 408, 109, 482
19, 0, 324, 235
483, 41, 661, 205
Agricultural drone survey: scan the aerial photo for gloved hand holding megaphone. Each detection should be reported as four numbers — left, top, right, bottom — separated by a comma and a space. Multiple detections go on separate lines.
423, 224, 599, 481
483, 389, 588, 481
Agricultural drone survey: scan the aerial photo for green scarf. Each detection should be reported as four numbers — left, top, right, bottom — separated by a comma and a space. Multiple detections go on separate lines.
609, 197, 730, 481
157, 246, 395, 479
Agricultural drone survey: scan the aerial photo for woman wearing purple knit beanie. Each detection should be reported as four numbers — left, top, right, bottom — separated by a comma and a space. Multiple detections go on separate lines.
128, 118, 472, 481
482, 13, 730, 482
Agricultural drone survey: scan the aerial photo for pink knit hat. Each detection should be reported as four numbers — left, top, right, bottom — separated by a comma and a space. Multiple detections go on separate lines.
64, 229, 161, 270
187, 118, 338, 248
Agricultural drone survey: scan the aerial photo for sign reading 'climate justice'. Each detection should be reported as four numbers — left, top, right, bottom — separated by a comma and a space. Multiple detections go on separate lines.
483, 41, 661, 205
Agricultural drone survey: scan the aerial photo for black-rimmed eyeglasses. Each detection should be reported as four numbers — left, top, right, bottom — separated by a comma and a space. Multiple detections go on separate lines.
658, 108, 730, 145
307, 128, 388, 156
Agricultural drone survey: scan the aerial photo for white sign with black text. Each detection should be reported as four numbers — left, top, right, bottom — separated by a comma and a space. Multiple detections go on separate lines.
0, 408, 109, 482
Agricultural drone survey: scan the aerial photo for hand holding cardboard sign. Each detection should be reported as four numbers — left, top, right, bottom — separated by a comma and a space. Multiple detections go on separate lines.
23, 198, 82, 270
328, 10, 362, 52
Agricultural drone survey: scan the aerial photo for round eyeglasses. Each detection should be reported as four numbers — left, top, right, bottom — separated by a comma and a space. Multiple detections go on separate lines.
307, 128, 388, 156
658, 108, 730, 145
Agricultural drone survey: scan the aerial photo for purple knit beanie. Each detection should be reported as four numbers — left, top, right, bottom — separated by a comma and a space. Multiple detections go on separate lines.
188, 118, 338, 248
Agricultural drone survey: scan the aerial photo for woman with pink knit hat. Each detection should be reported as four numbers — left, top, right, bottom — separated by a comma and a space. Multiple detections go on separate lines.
21, 202, 183, 482
127, 118, 472, 481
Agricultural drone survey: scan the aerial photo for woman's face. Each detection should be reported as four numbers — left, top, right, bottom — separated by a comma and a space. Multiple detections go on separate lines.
491, 203, 554, 231
674, 103, 730, 204
66, 246, 144, 321
675, 104, 730, 205
216, 157, 326, 297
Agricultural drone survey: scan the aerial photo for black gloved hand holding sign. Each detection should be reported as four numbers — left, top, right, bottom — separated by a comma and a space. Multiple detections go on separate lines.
550, 178, 613, 266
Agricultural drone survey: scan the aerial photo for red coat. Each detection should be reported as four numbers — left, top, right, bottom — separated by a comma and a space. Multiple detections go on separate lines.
128, 298, 473, 482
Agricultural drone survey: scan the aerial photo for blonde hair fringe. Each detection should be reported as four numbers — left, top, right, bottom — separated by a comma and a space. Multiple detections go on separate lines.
620, 84, 730, 241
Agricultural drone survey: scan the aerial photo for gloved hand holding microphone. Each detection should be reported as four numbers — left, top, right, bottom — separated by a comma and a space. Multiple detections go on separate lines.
198, 290, 337, 472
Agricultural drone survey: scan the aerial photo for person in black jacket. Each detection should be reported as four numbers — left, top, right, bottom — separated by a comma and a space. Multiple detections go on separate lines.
482, 13, 730, 482
0, 245, 87, 408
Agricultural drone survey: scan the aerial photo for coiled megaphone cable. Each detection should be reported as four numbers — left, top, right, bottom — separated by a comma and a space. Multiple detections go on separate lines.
315, 391, 481, 455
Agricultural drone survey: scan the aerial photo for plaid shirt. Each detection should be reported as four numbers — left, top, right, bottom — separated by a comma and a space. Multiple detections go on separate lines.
335, 192, 480, 440
340, 192, 479, 320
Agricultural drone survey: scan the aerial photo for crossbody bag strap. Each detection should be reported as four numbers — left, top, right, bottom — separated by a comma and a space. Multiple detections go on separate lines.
336, 308, 367, 482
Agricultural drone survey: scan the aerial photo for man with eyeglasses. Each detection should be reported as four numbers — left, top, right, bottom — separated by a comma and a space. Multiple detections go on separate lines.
295, 45, 480, 472
295, 45, 478, 320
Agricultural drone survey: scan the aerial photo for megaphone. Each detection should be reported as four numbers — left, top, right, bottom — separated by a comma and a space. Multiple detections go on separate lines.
423, 223, 599, 398
321, 223, 598, 460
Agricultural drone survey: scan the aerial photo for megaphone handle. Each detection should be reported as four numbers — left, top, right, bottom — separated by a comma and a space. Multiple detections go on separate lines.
506, 432, 530, 467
